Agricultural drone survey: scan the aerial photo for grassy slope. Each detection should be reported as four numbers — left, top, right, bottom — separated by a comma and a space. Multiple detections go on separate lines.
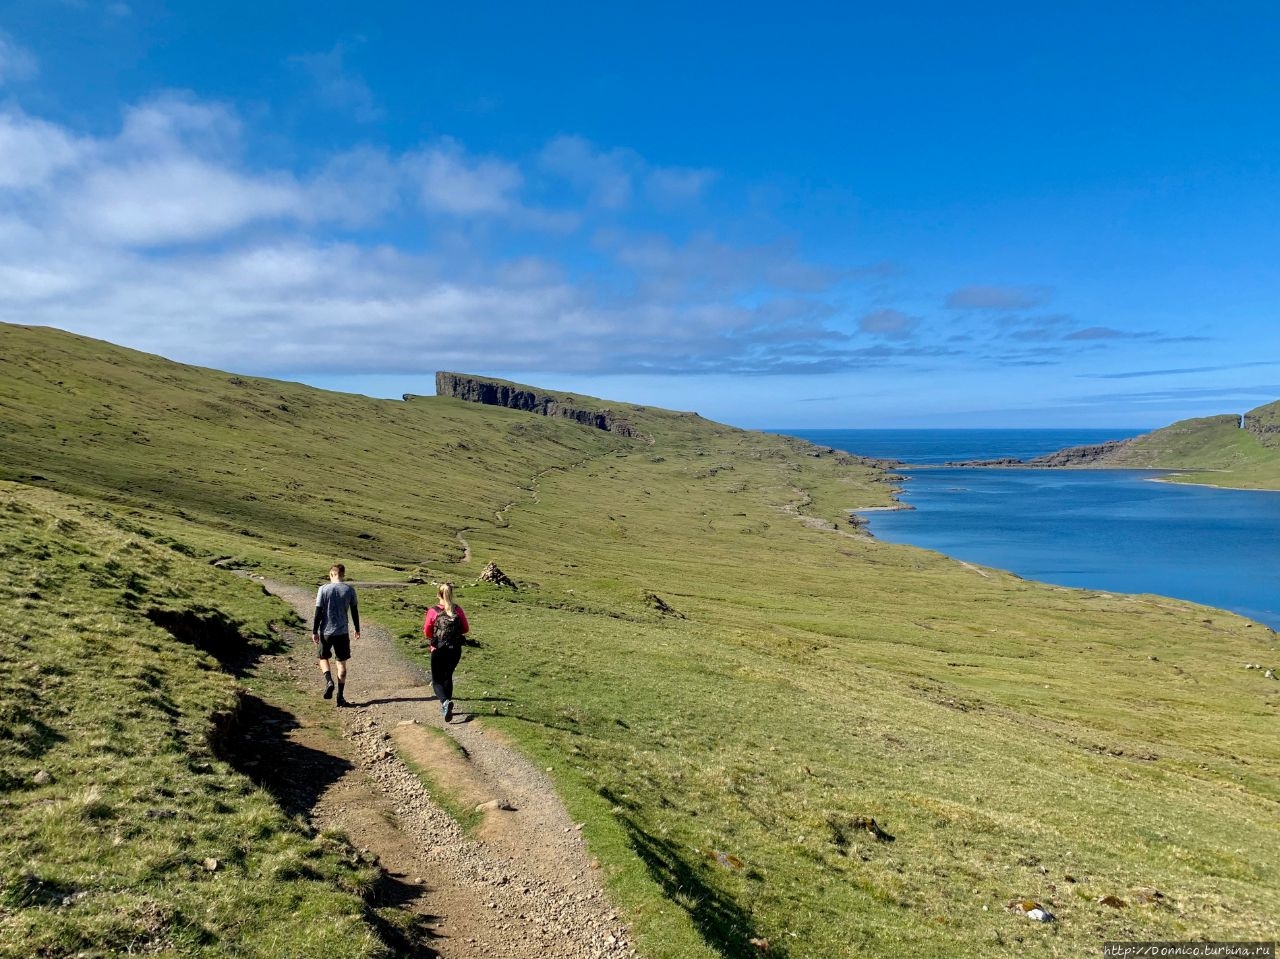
0, 483, 398, 958
2, 324, 1278, 958
1105, 409, 1280, 489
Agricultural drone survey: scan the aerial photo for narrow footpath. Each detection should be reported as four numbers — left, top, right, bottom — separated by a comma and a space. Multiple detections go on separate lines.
244, 577, 636, 959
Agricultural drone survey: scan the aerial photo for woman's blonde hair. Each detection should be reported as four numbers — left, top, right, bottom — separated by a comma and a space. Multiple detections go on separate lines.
437, 582, 455, 614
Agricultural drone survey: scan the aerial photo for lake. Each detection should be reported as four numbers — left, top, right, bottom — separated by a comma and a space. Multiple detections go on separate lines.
773, 430, 1280, 630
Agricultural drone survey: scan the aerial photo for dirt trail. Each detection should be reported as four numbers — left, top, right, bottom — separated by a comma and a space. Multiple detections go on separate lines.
250, 577, 635, 959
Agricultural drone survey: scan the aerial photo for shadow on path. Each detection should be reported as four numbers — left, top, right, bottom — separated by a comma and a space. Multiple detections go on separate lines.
368, 869, 443, 959
218, 692, 351, 816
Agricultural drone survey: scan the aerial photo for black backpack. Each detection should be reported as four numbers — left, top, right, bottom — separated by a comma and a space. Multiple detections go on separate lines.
431, 607, 463, 650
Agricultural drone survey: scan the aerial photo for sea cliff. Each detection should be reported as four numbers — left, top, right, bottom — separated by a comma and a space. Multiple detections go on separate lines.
431, 371, 651, 440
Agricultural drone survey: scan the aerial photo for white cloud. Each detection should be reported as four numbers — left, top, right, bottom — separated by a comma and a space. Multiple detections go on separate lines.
0, 109, 83, 189
118, 94, 242, 158
71, 158, 299, 246
411, 139, 524, 215
542, 136, 719, 213
0, 92, 892, 378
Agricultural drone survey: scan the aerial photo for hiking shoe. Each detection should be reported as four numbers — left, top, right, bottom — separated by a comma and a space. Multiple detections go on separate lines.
323, 677, 335, 700
336, 695, 349, 708
442, 700, 453, 722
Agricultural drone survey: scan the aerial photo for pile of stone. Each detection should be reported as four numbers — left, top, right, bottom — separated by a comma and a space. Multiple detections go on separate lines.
479, 562, 518, 589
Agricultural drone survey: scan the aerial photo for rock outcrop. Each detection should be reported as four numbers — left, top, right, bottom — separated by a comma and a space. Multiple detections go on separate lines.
940, 457, 1023, 468
434, 372, 650, 440
939, 439, 1135, 469
1244, 402, 1280, 445
1026, 439, 1134, 467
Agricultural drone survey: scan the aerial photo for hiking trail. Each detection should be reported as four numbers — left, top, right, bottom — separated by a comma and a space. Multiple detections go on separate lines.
244, 577, 635, 959
454, 453, 614, 566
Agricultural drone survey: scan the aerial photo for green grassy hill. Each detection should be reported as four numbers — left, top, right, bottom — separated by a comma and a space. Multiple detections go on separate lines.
2, 323, 1278, 958
1103, 405, 1280, 489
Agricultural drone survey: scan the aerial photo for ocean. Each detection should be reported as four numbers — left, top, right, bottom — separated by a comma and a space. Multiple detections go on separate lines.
774, 427, 1144, 465
770, 429, 1280, 630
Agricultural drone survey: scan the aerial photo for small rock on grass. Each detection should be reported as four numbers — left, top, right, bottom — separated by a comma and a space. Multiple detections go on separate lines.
1007, 899, 1054, 922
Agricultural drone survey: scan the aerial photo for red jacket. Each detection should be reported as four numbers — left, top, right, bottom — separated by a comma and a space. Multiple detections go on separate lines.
423, 604, 469, 649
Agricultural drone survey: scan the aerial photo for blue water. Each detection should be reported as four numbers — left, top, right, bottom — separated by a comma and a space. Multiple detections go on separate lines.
777, 428, 1146, 464
770, 430, 1280, 630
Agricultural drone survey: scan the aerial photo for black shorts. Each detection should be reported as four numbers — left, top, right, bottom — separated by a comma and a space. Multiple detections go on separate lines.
318, 632, 351, 662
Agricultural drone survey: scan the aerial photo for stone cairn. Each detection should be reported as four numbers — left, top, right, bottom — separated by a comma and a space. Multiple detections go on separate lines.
479, 562, 517, 589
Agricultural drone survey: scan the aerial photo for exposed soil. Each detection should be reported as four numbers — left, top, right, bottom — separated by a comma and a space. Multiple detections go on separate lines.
240, 577, 636, 959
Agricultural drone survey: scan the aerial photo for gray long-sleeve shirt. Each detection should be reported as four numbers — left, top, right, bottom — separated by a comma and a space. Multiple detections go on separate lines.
313, 581, 360, 638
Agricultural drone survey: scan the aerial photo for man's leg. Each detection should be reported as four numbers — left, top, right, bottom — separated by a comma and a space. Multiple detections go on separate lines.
333, 634, 352, 706
318, 655, 335, 699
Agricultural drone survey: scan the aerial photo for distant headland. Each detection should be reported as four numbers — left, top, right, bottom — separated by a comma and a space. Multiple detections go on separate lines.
936, 400, 1280, 490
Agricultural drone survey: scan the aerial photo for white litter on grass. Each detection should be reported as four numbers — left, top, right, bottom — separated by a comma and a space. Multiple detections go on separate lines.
1008, 899, 1056, 922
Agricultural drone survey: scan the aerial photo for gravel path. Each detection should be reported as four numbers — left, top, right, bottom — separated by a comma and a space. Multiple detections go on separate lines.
257, 577, 637, 959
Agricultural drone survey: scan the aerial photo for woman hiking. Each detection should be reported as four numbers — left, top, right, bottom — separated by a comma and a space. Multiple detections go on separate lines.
423, 583, 469, 722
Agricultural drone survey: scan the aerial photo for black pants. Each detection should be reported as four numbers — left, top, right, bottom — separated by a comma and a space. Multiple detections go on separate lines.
430, 644, 462, 703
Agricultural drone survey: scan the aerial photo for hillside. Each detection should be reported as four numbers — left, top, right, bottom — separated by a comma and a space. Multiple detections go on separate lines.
2, 323, 1278, 958
1042, 403, 1280, 489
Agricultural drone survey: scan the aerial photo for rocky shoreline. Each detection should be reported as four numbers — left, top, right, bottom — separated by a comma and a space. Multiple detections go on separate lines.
924, 438, 1137, 469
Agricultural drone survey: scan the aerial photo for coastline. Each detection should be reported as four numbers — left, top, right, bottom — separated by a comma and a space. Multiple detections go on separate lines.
854, 464, 1280, 630
1147, 473, 1280, 492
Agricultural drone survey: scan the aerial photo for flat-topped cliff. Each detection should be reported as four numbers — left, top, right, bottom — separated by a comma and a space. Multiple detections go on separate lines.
432, 371, 651, 440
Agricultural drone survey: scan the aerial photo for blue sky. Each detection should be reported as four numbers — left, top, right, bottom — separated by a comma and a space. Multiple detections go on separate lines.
1, 1, 1278, 427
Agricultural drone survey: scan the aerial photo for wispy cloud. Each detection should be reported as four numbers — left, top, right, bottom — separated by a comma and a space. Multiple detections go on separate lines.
645, 166, 717, 207
0, 108, 84, 188
541, 135, 719, 212
0, 32, 38, 86
997, 314, 1075, 342
858, 308, 919, 340
540, 135, 635, 209
0, 92, 916, 379
1073, 384, 1280, 405
1063, 326, 1147, 341
4, 87, 1217, 391
1087, 360, 1280, 379
290, 43, 382, 123
945, 284, 1049, 310
410, 138, 524, 216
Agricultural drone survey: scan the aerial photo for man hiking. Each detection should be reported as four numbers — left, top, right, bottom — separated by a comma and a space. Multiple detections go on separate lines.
313, 563, 360, 707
